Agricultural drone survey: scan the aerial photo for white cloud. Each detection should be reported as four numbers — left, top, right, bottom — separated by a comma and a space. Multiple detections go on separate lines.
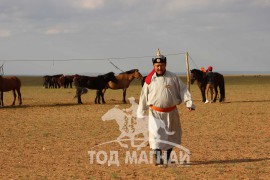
0, 29, 11, 37
74, 0, 105, 9
45, 27, 74, 35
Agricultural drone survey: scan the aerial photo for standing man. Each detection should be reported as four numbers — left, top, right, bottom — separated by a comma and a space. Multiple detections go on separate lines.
205, 66, 214, 103
137, 49, 195, 166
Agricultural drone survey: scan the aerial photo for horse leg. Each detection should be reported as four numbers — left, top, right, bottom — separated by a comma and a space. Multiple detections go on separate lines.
12, 90, 16, 106
17, 88, 22, 105
219, 78, 225, 102
202, 88, 206, 102
101, 89, 106, 104
122, 89, 127, 103
76, 88, 83, 104
101, 92, 105, 104
100, 89, 106, 104
94, 90, 100, 104
213, 86, 218, 102
78, 95, 82, 104
200, 86, 206, 102
95, 90, 98, 104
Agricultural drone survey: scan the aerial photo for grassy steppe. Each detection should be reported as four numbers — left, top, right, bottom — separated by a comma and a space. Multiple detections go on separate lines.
0, 75, 269, 179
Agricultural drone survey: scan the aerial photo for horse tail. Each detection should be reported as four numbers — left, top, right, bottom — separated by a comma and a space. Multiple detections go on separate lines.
81, 88, 88, 94
74, 87, 88, 98
18, 77, 21, 87
15, 77, 22, 105
219, 75, 225, 102
73, 77, 88, 98
13, 76, 21, 89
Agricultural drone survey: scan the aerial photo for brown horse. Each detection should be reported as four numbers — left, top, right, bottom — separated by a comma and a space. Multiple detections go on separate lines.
99, 69, 143, 103
0, 76, 22, 107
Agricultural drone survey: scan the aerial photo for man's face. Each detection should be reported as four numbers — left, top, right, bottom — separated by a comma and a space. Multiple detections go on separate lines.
154, 62, 166, 75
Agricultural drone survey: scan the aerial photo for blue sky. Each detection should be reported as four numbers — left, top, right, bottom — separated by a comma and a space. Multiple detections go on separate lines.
0, 0, 270, 75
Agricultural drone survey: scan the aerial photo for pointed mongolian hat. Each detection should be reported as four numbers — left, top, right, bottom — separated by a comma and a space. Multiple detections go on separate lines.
152, 48, 167, 64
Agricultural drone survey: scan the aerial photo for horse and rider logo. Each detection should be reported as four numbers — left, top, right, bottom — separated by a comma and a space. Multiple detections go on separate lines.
101, 97, 175, 150
88, 97, 191, 166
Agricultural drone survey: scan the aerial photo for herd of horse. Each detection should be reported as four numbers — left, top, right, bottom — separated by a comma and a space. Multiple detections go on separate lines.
43, 74, 74, 89
0, 68, 225, 107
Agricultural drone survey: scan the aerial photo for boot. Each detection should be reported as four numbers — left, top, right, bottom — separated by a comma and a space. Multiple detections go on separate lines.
154, 149, 163, 166
164, 148, 173, 164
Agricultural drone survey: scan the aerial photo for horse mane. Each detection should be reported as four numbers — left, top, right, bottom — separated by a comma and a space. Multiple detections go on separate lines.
119, 69, 138, 74
190, 69, 205, 84
97, 72, 114, 79
191, 69, 204, 76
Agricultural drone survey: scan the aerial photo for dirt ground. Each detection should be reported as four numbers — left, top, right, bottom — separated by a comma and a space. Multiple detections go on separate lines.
0, 75, 269, 179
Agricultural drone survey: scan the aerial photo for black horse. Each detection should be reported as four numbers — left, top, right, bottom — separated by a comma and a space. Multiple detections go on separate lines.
74, 72, 117, 104
190, 69, 225, 102
141, 76, 147, 87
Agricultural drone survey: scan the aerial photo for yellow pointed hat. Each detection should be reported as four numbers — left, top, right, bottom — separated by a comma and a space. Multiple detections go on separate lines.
156, 48, 161, 56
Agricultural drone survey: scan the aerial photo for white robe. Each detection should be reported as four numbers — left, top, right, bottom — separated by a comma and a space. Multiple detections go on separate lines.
137, 71, 195, 150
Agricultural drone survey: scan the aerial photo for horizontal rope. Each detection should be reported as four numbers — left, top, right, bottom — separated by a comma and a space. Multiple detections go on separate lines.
0, 52, 186, 62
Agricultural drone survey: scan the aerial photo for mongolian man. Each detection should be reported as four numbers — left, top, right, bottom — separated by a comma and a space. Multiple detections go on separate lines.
137, 49, 195, 166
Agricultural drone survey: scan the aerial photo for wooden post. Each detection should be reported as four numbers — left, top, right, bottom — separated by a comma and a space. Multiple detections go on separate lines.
185, 52, 190, 91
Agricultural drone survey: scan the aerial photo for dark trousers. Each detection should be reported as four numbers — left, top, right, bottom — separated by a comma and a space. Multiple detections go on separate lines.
154, 148, 173, 164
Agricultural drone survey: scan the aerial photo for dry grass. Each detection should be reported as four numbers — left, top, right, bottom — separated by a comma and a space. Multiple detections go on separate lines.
0, 75, 269, 179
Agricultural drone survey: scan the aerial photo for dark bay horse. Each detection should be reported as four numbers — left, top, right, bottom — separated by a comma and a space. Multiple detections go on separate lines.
74, 72, 118, 104
58, 75, 75, 88
0, 76, 22, 107
141, 76, 147, 87
100, 69, 143, 103
190, 69, 225, 102
43, 74, 63, 88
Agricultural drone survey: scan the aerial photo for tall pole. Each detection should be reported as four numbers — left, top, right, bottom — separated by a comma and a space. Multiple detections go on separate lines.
186, 52, 190, 91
